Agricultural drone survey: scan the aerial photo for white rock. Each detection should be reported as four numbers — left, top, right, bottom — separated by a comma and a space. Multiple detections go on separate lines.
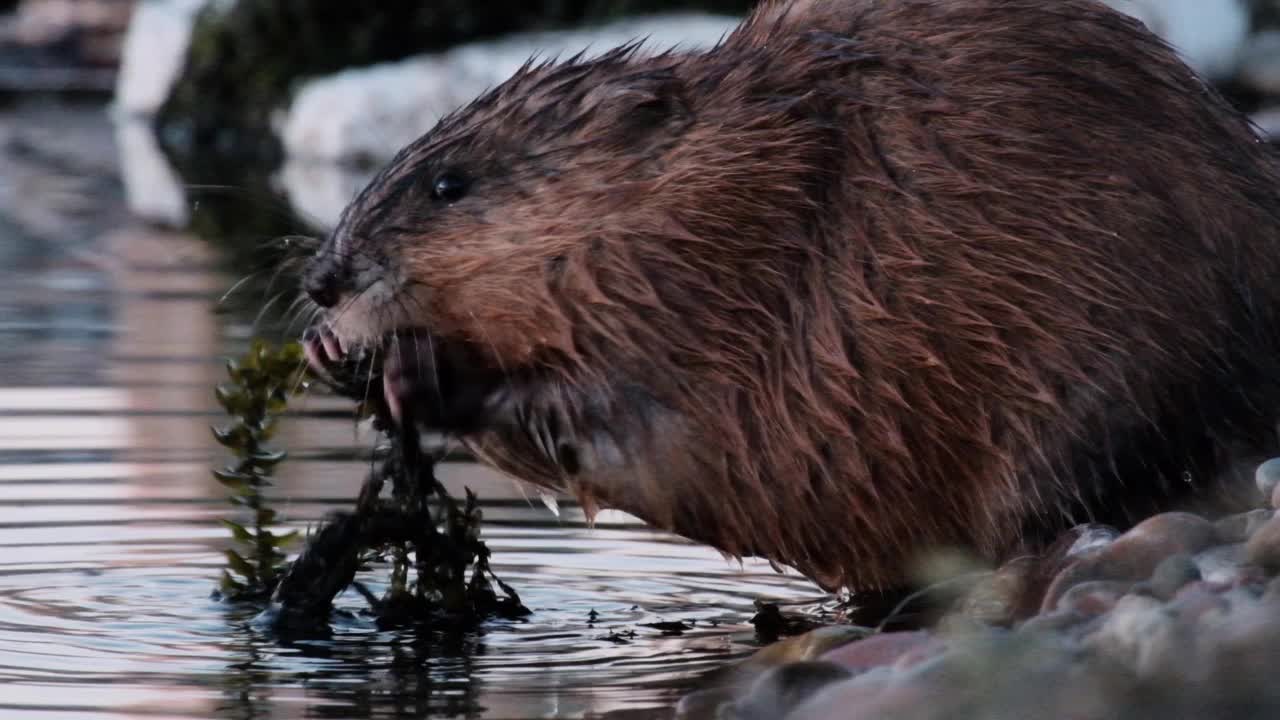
114, 0, 220, 116
277, 13, 740, 165
274, 159, 375, 231
1101, 0, 1249, 81
113, 116, 190, 227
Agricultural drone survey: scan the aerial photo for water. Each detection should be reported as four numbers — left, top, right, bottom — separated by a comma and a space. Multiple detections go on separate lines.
0, 98, 831, 719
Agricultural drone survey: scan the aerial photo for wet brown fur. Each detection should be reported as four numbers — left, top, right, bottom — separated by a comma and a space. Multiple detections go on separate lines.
309, 0, 1280, 592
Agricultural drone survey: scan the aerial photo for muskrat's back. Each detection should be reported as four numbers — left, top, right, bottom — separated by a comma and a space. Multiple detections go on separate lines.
302, 0, 1280, 592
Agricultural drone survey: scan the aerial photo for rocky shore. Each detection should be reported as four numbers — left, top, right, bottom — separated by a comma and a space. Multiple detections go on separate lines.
677, 459, 1280, 719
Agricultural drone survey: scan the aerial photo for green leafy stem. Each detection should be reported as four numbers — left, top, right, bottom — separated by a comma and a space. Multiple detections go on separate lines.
212, 340, 311, 602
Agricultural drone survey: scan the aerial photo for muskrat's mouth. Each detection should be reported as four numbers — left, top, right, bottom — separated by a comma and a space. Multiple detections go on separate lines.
302, 324, 506, 436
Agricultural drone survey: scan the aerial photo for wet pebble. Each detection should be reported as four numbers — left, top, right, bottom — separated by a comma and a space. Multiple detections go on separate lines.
1145, 553, 1201, 600
1193, 543, 1247, 585
742, 625, 872, 671
1168, 581, 1229, 623
1244, 513, 1280, 573
819, 630, 942, 673
1062, 523, 1122, 558
722, 660, 852, 720
1084, 593, 1186, 678
1212, 508, 1271, 543
1054, 580, 1131, 616
1256, 457, 1280, 501
952, 558, 1034, 626
1102, 513, 1217, 576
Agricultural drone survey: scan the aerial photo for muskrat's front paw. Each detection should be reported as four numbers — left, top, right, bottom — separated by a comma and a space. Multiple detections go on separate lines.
381, 331, 499, 433
381, 337, 422, 425
302, 324, 345, 380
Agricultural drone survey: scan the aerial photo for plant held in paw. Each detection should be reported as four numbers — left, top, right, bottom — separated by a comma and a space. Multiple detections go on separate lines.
208, 334, 528, 633
211, 340, 312, 602
264, 341, 529, 634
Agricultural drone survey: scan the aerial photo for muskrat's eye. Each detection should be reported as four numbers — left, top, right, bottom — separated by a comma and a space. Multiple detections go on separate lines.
432, 172, 468, 204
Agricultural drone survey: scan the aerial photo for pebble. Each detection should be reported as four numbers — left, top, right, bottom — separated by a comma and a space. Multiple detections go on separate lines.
741, 625, 872, 672
952, 558, 1034, 626
1212, 509, 1272, 544
1244, 513, 1280, 572
1257, 457, 1280, 504
1168, 581, 1229, 623
1062, 523, 1122, 559
723, 661, 852, 720
1111, 513, 1218, 565
820, 630, 942, 673
1146, 553, 1202, 600
1193, 543, 1247, 585
1054, 580, 1131, 616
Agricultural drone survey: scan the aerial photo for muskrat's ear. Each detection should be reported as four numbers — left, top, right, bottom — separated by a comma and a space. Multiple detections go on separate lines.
583, 70, 691, 141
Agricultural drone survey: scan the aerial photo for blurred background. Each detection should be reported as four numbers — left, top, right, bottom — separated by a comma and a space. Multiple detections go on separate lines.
0, 0, 1278, 718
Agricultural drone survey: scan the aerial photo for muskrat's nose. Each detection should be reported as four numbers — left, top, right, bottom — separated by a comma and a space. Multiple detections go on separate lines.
303, 255, 343, 309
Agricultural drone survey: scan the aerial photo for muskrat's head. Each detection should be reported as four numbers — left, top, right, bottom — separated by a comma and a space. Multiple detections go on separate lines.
300, 40, 858, 590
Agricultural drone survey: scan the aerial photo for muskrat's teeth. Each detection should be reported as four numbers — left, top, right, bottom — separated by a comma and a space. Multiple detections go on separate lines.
320, 324, 344, 362
302, 326, 335, 381
383, 372, 403, 424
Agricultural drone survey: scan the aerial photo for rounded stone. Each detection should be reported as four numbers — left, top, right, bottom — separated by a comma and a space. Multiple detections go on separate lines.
1257, 457, 1280, 503
1244, 514, 1280, 574
1054, 580, 1131, 616
783, 674, 935, 720
1084, 594, 1173, 676
726, 660, 853, 720
1094, 512, 1217, 580
1062, 523, 1122, 559
1039, 558, 1102, 614
1214, 509, 1273, 544
1169, 581, 1229, 624
1147, 553, 1202, 600
741, 625, 872, 673
1193, 543, 1247, 586
819, 630, 942, 674
953, 558, 1034, 626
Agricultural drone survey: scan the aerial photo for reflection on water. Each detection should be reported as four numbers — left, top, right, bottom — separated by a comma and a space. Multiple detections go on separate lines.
0, 99, 829, 718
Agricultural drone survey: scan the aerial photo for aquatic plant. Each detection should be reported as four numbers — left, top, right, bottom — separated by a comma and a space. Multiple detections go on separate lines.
265, 345, 528, 633
211, 339, 312, 602
209, 335, 527, 631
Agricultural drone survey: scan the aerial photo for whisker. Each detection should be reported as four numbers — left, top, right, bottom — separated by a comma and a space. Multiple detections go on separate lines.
281, 293, 317, 338
217, 271, 264, 307
251, 288, 294, 333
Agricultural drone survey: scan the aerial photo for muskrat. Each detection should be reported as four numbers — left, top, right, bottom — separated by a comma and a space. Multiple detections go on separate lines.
299, 0, 1280, 593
